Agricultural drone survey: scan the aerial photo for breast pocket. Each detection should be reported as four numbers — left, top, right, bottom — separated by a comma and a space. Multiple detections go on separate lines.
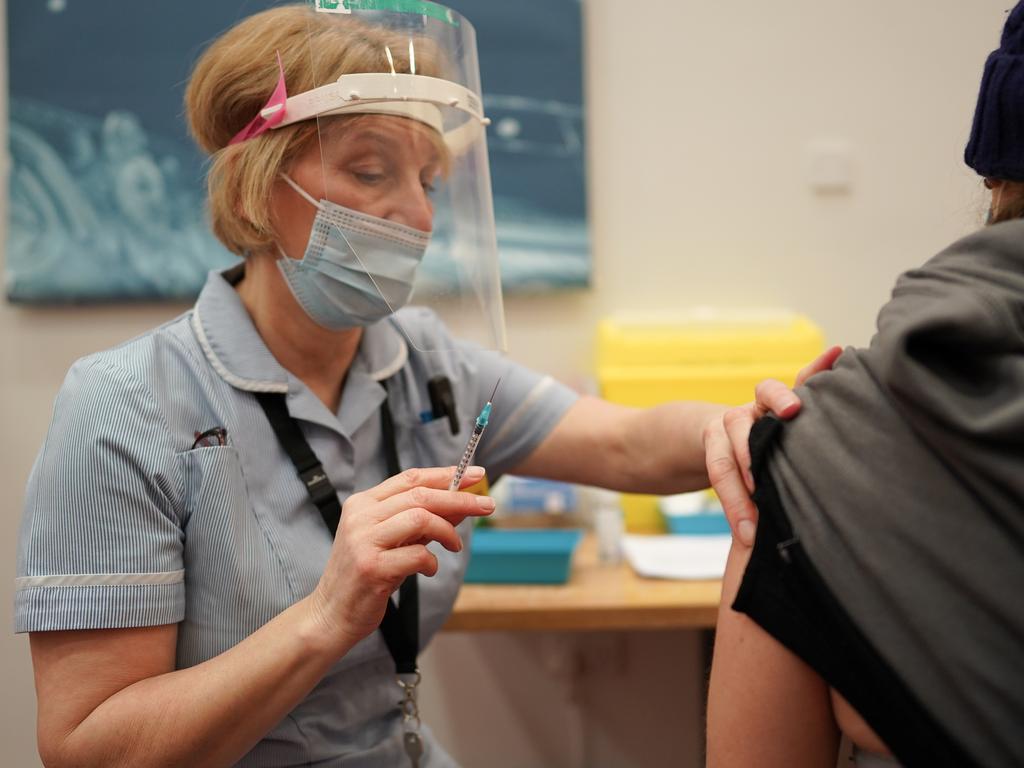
176, 446, 289, 659
179, 446, 247, 520
408, 416, 472, 471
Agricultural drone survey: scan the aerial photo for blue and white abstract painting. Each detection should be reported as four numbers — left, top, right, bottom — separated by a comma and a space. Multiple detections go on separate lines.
4, 0, 588, 302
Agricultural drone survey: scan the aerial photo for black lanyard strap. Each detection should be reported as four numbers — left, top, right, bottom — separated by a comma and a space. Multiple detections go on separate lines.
255, 392, 342, 534
380, 573, 419, 674
254, 388, 418, 674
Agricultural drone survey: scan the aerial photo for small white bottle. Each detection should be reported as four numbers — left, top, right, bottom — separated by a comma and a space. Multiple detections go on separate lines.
591, 489, 625, 564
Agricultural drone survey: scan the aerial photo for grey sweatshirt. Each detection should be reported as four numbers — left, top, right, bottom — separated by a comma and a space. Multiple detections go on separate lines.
769, 219, 1024, 766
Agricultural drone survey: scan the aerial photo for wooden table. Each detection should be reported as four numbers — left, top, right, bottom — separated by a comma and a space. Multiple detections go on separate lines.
444, 532, 722, 632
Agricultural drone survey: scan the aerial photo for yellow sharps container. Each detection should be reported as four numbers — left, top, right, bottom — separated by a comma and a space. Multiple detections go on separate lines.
596, 309, 825, 533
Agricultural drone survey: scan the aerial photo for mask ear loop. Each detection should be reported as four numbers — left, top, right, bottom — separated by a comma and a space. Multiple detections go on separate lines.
277, 176, 411, 318
281, 174, 324, 210
276, 174, 334, 262
275, 176, 323, 262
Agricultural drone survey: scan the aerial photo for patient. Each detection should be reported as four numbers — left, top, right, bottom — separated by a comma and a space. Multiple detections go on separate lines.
705, 5, 1024, 766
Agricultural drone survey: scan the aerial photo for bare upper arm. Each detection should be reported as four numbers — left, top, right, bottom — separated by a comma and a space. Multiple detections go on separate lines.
30, 625, 178, 762
707, 543, 840, 767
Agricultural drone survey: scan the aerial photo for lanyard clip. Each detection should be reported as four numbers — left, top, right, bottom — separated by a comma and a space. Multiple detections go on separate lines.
397, 670, 422, 728
298, 464, 337, 511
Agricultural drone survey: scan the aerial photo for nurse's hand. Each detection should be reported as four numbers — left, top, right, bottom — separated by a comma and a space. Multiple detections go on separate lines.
310, 465, 493, 648
703, 346, 842, 548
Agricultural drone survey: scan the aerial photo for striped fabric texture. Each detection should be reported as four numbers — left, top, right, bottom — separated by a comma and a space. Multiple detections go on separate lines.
16, 268, 578, 767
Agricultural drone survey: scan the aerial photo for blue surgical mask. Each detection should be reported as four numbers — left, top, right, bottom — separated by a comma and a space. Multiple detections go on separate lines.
276, 174, 431, 330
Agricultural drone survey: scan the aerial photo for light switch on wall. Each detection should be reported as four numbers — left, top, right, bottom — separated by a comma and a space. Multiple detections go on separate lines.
807, 140, 854, 193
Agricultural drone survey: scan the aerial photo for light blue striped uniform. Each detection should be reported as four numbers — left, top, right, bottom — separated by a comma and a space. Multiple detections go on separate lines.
15, 267, 577, 767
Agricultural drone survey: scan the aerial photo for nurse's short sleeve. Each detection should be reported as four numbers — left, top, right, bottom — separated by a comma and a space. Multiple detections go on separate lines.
461, 349, 579, 480
15, 357, 185, 633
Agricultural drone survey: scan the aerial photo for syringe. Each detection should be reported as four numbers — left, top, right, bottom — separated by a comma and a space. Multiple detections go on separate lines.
449, 379, 501, 491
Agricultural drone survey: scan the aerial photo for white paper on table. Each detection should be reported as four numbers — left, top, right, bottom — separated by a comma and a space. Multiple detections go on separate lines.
622, 534, 732, 580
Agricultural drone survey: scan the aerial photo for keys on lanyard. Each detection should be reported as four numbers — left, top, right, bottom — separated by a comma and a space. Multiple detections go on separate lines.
403, 732, 423, 768
398, 672, 423, 767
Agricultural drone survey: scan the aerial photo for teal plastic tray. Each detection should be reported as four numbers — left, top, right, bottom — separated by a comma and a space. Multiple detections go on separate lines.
465, 529, 584, 584
664, 512, 731, 535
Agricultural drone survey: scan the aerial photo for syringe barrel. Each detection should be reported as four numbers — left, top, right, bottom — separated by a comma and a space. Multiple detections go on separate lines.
457, 430, 482, 470
450, 428, 485, 490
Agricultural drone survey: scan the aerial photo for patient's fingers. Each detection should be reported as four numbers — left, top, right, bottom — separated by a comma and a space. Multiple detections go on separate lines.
796, 345, 843, 387
754, 379, 801, 420
705, 410, 759, 546
723, 405, 757, 493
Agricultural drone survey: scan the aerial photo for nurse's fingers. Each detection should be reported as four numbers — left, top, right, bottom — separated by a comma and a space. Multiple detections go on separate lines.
365, 465, 486, 502
378, 544, 440, 579
373, 508, 463, 553
796, 345, 843, 387
375, 486, 495, 523
705, 413, 759, 548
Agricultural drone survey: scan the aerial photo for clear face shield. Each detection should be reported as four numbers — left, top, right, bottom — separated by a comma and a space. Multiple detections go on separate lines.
271, 0, 506, 353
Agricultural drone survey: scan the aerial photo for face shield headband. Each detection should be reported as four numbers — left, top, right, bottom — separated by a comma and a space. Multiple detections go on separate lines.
228, 0, 508, 353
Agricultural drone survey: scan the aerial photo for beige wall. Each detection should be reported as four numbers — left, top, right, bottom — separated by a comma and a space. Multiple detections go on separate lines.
0, 1, 1008, 765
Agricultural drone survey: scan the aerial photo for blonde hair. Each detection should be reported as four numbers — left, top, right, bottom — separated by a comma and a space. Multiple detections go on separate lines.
185, 4, 443, 256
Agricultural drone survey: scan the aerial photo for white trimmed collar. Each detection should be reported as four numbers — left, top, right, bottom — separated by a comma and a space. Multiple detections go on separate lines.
192, 267, 409, 394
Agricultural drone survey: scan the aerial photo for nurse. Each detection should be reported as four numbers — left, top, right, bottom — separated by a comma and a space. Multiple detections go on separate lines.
15, 4, 812, 766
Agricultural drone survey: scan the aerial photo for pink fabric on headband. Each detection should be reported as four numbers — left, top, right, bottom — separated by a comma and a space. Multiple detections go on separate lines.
228, 51, 288, 146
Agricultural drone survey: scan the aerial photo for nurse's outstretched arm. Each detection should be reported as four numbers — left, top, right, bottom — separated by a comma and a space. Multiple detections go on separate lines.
29, 466, 492, 768
512, 347, 839, 539
511, 395, 730, 492
510, 348, 838, 495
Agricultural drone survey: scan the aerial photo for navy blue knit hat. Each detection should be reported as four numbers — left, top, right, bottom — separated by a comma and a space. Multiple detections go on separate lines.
965, 2, 1024, 180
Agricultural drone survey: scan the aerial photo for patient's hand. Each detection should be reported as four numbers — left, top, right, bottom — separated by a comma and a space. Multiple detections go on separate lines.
702, 346, 842, 547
